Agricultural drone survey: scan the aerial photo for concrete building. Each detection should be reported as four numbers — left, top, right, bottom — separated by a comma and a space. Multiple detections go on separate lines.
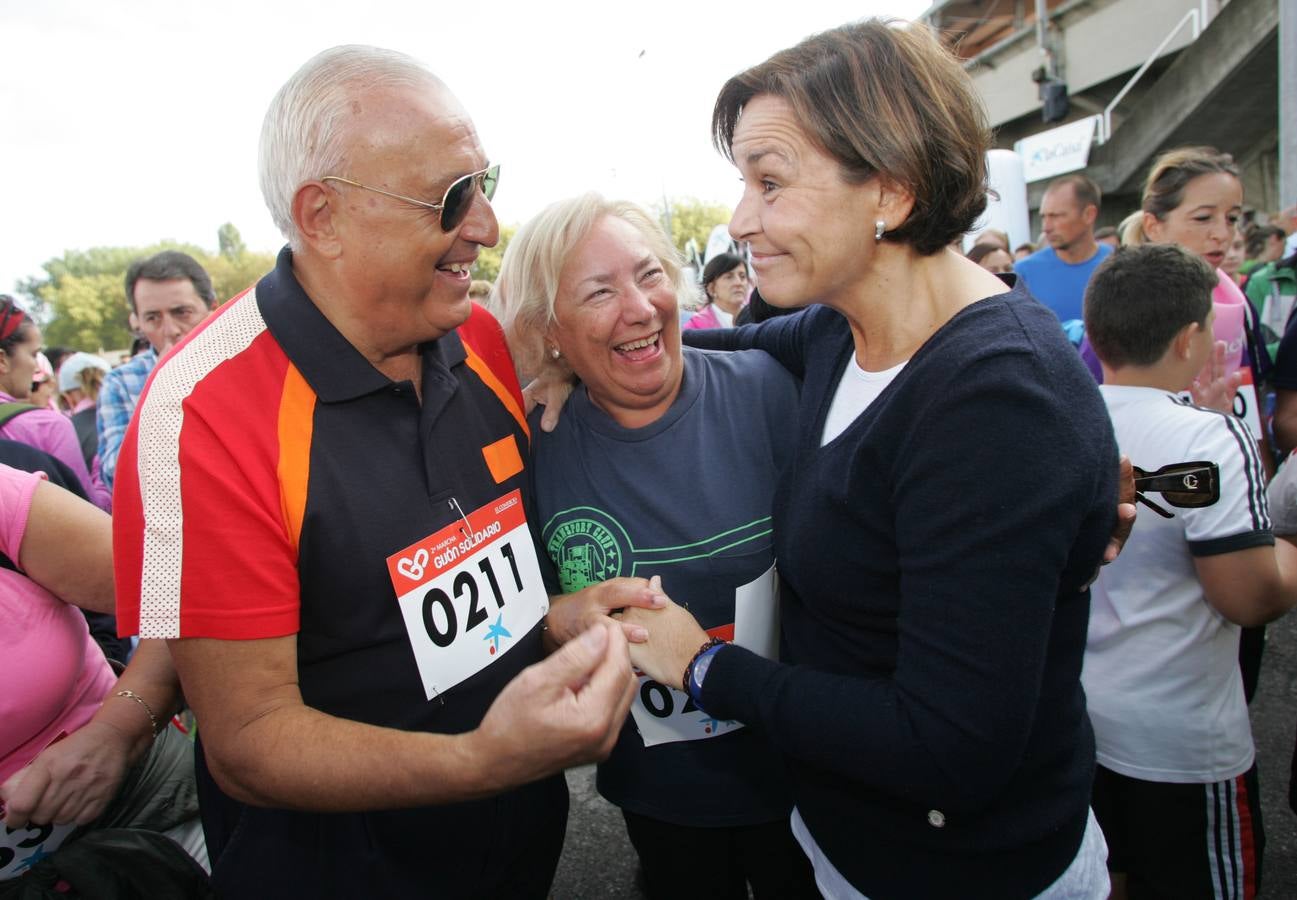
922, 0, 1282, 231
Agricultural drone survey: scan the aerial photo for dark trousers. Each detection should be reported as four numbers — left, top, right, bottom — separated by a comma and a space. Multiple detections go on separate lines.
622, 809, 820, 900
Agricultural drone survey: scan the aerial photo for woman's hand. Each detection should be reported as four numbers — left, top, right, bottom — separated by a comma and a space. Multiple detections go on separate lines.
546, 577, 669, 648
523, 373, 575, 433
619, 587, 711, 690
1190, 341, 1243, 414
0, 720, 137, 828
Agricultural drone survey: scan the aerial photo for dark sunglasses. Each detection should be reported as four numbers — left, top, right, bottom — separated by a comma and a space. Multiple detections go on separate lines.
1133, 461, 1220, 519
321, 163, 500, 233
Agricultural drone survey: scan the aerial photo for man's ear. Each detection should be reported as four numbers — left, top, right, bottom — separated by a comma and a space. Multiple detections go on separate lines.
1171, 320, 1200, 361
1083, 204, 1098, 227
294, 182, 343, 259
128, 311, 140, 334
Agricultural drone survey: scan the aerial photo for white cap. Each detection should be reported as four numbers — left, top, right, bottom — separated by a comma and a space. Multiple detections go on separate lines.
57, 352, 110, 393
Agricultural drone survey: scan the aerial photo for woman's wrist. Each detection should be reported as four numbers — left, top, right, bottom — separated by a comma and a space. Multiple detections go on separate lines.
682, 637, 727, 698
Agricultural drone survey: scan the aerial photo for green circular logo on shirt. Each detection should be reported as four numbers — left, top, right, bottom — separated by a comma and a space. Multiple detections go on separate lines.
544, 507, 632, 592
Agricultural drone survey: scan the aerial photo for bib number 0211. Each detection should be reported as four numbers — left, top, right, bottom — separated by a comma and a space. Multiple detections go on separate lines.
388, 490, 548, 700
422, 543, 524, 647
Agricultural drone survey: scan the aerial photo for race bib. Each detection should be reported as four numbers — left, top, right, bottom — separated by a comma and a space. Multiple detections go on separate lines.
1178, 367, 1264, 445
632, 623, 743, 748
387, 489, 548, 700
630, 563, 780, 748
0, 821, 74, 881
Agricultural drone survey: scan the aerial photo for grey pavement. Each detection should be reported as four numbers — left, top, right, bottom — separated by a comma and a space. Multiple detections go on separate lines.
552, 608, 1297, 899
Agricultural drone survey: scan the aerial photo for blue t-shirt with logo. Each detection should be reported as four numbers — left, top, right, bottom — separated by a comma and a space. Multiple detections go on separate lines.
532, 346, 800, 826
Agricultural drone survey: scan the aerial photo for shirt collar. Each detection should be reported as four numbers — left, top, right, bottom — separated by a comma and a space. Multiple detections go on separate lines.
255, 246, 465, 403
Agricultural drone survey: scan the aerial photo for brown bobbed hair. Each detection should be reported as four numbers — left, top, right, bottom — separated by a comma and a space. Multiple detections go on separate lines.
711, 18, 990, 256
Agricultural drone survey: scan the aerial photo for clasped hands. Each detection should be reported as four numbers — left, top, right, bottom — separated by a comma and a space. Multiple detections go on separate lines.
548, 576, 709, 691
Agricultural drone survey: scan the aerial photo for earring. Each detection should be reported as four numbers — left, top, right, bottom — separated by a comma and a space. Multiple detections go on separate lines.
874, 220, 886, 242
550, 347, 561, 360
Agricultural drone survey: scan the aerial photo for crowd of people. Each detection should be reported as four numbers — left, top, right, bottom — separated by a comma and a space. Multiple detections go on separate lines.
2, 14, 1296, 900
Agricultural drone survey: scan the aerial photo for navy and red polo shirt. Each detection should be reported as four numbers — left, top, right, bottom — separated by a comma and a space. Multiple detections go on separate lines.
114, 247, 566, 898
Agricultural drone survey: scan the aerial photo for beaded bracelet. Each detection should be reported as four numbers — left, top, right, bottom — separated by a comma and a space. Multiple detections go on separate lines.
682, 637, 726, 696
115, 689, 161, 736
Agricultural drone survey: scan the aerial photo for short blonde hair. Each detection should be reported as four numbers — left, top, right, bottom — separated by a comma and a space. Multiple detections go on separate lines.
491, 193, 690, 380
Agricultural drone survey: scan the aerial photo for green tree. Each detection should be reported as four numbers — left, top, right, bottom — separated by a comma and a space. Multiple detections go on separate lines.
218, 222, 248, 259
471, 224, 516, 284
655, 198, 732, 257
26, 227, 274, 353
39, 272, 131, 352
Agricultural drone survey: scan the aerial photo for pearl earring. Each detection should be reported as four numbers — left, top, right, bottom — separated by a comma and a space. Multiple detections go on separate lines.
550, 347, 561, 360
875, 220, 886, 242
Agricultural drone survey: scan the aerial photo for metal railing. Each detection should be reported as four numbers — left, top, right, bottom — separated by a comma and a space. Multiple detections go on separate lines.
1097, 1, 1210, 144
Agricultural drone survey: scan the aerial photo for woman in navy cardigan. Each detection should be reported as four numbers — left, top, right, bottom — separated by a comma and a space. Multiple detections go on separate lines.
623, 19, 1121, 900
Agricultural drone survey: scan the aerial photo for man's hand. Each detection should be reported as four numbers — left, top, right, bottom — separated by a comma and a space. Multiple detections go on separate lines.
1190, 341, 1244, 414
1104, 454, 1138, 565
546, 577, 668, 648
619, 594, 711, 690
522, 374, 575, 433
1, 720, 136, 828
472, 622, 636, 790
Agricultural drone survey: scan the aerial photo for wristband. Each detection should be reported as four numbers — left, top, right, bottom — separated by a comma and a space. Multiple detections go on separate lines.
683, 637, 726, 705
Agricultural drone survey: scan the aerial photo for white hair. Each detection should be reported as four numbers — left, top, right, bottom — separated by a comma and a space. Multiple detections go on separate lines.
258, 45, 442, 248
491, 193, 690, 382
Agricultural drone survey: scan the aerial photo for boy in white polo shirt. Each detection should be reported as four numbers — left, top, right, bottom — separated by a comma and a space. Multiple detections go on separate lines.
1083, 243, 1297, 900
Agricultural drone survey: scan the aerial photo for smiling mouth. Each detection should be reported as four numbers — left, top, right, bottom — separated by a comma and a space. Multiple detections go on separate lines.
615, 332, 660, 354
437, 262, 472, 275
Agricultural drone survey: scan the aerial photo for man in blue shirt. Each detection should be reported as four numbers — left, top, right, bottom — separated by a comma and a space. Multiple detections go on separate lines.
1015, 174, 1112, 324
97, 251, 215, 489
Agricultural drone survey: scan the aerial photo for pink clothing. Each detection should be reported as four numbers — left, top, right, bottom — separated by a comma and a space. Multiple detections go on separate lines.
0, 389, 110, 511
1212, 269, 1247, 372
69, 397, 95, 416
683, 304, 736, 330
0, 464, 116, 784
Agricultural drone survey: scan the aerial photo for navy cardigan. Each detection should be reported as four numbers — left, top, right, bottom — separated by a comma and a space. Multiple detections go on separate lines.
685, 282, 1117, 899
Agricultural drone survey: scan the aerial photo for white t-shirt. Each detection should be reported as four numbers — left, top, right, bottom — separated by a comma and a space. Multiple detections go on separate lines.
821, 355, 906, 446
1085, 385, 1272, 783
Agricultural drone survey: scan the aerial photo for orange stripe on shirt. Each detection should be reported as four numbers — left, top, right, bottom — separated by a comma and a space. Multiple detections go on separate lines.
277, 363, 315, 553
463, 343, 530, 442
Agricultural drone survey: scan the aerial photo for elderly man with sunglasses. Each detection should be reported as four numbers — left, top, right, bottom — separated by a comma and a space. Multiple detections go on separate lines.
110, 46, 647, 899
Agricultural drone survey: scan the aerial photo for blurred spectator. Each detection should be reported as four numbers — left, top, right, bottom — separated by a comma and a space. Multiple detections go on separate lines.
684, 252, 749, 329
967, 242, 1014, 274
58, 352, 111, 469
1223, 228, 1248, 287
1245, 223, 1287, 271
1260, 251, 1297, 450
0, 464, 208, 892
1094, 226, 1119, 250
1014, 242, 1036, 260
28, 352, 57, 410
969, 227, 1010, 252
0, 296, 110, 510
1015, 174, 1112, 323
97, 251, 214, 490
468, 279, 492, 301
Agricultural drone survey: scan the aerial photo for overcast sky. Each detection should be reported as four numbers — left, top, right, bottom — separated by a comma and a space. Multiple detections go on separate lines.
0, 0, 930, 295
